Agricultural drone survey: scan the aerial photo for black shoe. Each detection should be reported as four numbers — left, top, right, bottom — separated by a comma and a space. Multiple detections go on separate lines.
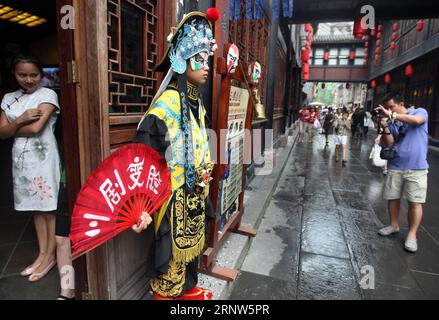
342, 160, 347, 167
57, 295, 76, 300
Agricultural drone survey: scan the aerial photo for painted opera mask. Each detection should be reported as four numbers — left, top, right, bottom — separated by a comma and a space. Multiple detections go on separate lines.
251, 61, 262, 84
227, 44, 239, 74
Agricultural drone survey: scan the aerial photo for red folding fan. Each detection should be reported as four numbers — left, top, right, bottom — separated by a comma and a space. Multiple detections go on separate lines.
70, 143, 171, 259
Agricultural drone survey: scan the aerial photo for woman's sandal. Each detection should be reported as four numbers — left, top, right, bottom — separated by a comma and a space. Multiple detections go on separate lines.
28, 260, 56, 282
20, 262, 42, 277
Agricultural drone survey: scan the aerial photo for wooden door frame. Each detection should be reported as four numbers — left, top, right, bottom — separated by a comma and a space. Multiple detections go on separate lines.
54, 0, 87, 299
73, 0, 111, 299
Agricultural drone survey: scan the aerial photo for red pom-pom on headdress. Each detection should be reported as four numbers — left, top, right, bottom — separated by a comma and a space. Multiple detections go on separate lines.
206, 8, 220, 22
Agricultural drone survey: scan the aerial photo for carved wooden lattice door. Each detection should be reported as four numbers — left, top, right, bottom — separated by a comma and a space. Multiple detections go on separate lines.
108, 0, 158, 151
105, 0, 158, 299
229, 0, 270, 104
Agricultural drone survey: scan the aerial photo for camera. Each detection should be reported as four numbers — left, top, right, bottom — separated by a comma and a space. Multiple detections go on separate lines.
371, 108, 381, 117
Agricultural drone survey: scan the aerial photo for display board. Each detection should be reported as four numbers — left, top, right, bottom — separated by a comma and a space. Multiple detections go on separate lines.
218, 86, 249, 230
201, 44, 256, 281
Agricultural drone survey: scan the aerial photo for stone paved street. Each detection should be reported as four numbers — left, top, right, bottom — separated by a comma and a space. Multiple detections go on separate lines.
229, 132, 439, 300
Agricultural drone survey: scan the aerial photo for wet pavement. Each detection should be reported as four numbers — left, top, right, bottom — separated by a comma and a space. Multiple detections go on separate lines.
1, 128, 438, 300
229, 131, 439, 300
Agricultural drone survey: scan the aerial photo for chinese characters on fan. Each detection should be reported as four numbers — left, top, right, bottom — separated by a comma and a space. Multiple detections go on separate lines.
83, 157, 162, 238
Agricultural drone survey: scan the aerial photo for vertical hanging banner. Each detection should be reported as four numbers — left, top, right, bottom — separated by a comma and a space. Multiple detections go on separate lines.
246, 0, 253, 19
235, 0, 241, 19
282, 0, 294, 18
272, 0, 279, 20
229, 0, 293, 20
229, 0, 240, 20
253, 0, 264, 20
229, 0, 235, 20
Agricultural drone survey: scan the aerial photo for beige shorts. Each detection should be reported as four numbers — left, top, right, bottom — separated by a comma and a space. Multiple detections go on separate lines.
383, 169, 428, 203
334, 135, 347, 145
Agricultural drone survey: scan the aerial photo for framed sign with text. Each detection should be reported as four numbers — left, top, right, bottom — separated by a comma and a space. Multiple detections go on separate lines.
201, 44, 256, 281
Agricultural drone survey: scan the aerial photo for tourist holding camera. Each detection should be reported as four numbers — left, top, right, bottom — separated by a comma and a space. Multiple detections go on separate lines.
375, 92, 429, 253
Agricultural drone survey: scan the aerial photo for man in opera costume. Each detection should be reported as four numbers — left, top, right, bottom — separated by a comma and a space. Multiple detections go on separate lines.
131, 10, 219, 300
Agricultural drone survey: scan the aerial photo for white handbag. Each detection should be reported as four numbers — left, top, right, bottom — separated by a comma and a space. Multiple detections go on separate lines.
369, 144, 386, 167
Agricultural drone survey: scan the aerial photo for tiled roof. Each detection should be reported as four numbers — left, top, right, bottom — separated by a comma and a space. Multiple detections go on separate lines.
312, 34, 364, 43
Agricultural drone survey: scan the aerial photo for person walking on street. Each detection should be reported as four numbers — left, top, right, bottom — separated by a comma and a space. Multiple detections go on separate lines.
334, 110, 351, 167
364, 109, 373, 137
323, 107, 335, 146
298, 105, 310, 143
376, 92, 429, 253
309, 107, 318, 140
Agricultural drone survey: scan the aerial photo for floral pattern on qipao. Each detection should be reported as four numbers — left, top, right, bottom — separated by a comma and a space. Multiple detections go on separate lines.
15, 176, 53, 203
28, 176, 53, 200
31, 139, 49, 161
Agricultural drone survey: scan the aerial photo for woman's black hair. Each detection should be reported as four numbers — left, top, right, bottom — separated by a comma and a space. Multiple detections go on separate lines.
12, 54, 44, 75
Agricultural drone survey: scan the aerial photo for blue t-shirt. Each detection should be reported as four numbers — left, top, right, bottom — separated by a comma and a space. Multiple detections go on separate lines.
388, 108, 429, 170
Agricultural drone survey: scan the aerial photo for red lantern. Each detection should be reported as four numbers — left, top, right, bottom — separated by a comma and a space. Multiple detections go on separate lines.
390, 42, 396, 50
302, 63, 310, 74
301, 49, 310, 63
377, 32, 382, 39
306, 33, 313, 42
417, 20, 424, 31
371, 80, 377, 89
384, 73, 391, 84
375, 55, 380, 62
306, 42, 311, 50
364, 48, 369, 55
392, 33, 398, 41
376, 39, 381, 47
377, 24, 383, 32
349, 50, 355, 60
324, 51, 329, 61
392, 22, 399, 32
304, 23, 312, 33
405, 64, 414, 77
365, 41, 369, 47
370, 29, 376, 37
375, 47, 381, 54
353, 16, 367, 39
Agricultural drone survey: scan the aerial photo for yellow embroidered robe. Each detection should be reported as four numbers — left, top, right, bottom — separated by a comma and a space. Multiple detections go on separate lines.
134, 85, 214, 297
